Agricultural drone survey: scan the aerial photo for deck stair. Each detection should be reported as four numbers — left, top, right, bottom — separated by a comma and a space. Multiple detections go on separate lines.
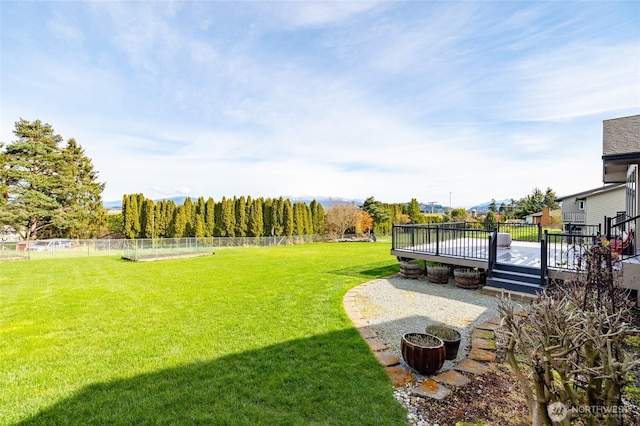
485, 263, 544, 295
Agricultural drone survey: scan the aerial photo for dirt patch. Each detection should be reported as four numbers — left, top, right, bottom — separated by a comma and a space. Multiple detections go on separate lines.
400, 334, 640, 426
405, 362, 530, 425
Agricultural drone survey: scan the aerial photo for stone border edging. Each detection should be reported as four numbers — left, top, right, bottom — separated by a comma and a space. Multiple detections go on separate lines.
343, 281, 503, 400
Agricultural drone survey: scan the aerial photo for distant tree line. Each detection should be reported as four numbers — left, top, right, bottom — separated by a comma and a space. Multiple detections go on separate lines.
121, 194, 329, 239
119, 194, 427, 239
486, 187, 559, 218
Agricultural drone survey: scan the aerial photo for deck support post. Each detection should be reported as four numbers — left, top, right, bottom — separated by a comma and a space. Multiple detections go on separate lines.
540, 231, 548, 287
488, 230, 497, 276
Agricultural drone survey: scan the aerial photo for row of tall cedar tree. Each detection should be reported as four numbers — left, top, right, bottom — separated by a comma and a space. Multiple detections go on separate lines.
121, 194, 412, 239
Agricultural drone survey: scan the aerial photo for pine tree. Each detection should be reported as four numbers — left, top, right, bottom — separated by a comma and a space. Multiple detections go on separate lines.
262, 198, 273, 236
220, 197, 235, 237
154, 201, 164, 237
130, 194, 141, 238
235, 196, 247, 237
122, 195, 136, 239
183, 197, 194, 237
214, 199, 223, 237
274, 197, 285, 236
407, 198, 424, 224
163, 200, 176, 238
248, 198, 263, 238
56, 138, 106, 238
0, 119, 106, 239
282, 199, 294, 237
204, 197, 215, 237
484, 210, 498, 230
194, 214, 205, 238
293, 202, 305, 235
141, 198, 154, 238
313, 202, 327, 235
171, 205, 187, 238
361, 197, 390, 235
193, 197, 206, 238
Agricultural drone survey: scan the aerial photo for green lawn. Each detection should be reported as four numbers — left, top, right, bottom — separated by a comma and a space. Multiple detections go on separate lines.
0, 242, 408, 425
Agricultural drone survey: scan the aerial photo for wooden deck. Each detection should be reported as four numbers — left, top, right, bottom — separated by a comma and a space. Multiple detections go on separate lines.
392, 239, 542, 268
391, 223, 640, 303
393, 239, 601, 271
391, 238, 640, 291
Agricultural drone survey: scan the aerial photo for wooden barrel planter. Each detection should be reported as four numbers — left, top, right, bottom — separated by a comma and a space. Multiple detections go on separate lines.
425, 325, 462, 361
454, 268, 481, 290
399, 261, 421, 279
401, 332, 446, 375
426, 265, 450, 284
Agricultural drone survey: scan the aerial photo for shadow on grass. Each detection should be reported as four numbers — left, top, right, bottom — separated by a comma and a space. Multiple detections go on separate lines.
17, 329, 407, 426
328, 261, 399, 279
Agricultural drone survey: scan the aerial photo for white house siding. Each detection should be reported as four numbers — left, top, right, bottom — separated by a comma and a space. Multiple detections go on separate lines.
585, 188, 625, 230
561, 198, 582, 222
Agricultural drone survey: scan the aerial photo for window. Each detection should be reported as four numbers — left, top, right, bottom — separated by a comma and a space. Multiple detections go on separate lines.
627, 165, 637, 219
578, 200, 585, 211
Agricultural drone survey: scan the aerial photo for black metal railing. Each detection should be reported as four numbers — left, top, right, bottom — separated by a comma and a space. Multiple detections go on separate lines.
393, 221, 636, 279
540, 237, 547, 285
392, 223, 492, 261
393, 222, 604, 275
495, 222, 543, 242
544, 231, 599, 272
563, 223, 602, 237
392, 222, 544, 247
488, 230, 497, 272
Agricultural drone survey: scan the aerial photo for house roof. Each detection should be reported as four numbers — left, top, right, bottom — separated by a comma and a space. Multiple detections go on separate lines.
526, 209, 561, 218
556, 183, 625, 202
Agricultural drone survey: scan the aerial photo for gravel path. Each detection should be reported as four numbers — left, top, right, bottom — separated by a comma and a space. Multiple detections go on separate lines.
353, 274, 515, 374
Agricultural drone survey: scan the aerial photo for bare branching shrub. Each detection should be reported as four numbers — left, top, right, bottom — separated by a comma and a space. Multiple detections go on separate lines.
498, 243, 640, 425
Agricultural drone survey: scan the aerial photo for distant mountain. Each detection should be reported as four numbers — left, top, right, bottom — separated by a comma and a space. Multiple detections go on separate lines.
468, 199, 512, 212
104, 196, 514, 211
288, 195, 365, 206
103, 196, 188, 210
103, 195, 364, 209
419, 202, 446, 213
103, 200, 123, 209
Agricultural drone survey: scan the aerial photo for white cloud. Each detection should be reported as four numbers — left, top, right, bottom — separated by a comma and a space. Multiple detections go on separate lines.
506, 43, 640, 121
268, 1, 385, 28
2, 1, 638, 207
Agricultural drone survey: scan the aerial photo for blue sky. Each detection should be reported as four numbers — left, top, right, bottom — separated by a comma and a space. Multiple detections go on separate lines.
1, 1, 639, 206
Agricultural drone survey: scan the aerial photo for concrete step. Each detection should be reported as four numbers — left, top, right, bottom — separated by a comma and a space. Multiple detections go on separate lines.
492, 263, 540, 275
490, 269, 540, 285
481, 285, 539, 301
485, 277, 543, 295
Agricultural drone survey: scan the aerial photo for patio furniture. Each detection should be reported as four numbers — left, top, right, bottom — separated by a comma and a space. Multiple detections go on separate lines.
611, 229, 634, 255
497, 232, 512, 248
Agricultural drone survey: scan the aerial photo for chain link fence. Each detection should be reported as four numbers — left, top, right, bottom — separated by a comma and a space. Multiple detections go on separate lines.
0, 234, 377, 261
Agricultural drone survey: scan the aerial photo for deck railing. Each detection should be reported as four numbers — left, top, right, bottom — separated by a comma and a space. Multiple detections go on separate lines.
392, 222, 544, 261
562, 212, 587, 223
563, 223, 602, 237
392, 223, 492, 260
495, 222, 543, 242
392, 222, 602, 273
544, 231, 599, 272
393, 218, 636, 285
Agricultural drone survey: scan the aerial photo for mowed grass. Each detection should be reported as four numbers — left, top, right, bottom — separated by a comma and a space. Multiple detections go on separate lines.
0, 242, 407, 425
